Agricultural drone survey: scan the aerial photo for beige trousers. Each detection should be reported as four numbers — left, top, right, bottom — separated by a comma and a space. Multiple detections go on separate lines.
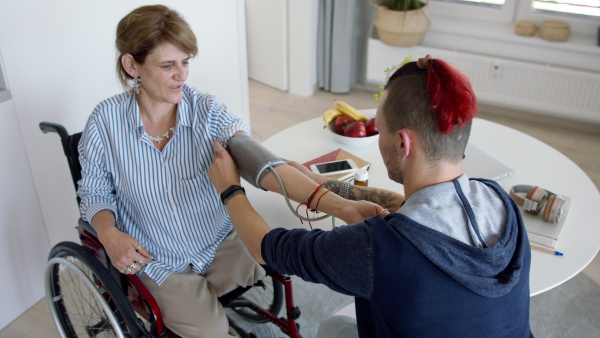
139, 231, 265, 338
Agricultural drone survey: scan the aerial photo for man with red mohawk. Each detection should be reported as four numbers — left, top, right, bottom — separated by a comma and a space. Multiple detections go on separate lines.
209, 55, 532, 338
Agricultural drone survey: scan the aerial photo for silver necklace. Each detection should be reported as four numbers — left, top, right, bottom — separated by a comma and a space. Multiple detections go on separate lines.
148, 126, 176, 144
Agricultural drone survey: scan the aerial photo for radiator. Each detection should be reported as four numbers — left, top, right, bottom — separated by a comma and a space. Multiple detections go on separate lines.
366, 39, 600, 124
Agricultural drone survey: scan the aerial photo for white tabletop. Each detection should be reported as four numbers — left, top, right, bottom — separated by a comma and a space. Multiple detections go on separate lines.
246, 113, 600, 297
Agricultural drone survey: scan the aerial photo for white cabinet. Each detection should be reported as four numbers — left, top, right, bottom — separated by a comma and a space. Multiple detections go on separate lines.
0, 98, 50, 330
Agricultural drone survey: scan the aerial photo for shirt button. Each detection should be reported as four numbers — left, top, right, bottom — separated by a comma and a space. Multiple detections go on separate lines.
163, 163, 167, 167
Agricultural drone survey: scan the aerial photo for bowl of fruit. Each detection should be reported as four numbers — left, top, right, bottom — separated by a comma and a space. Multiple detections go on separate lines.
323, 100, 379, 147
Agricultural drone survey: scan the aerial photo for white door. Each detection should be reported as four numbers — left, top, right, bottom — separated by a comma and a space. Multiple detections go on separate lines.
246, 0, 289, 91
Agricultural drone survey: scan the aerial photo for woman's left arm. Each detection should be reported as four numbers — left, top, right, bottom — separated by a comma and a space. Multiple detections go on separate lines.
208, 141, 386, 262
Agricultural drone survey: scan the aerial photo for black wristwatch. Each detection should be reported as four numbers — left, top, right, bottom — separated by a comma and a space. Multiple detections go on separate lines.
220, 185, 246, 205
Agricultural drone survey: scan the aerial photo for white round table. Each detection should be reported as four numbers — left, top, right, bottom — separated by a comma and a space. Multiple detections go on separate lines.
245, 114, 600, 297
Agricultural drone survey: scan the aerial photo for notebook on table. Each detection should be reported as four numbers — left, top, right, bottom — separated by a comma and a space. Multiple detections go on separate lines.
520, 194, 571, 248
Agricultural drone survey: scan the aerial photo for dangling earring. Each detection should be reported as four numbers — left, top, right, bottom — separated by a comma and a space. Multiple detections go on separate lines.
129, 75, 141, 94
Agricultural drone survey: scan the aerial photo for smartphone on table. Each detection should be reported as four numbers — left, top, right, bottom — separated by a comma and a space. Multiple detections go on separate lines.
310, 159, 358, 176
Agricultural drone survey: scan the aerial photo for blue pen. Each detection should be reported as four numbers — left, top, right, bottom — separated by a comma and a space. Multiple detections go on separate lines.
530, 244, 563, 256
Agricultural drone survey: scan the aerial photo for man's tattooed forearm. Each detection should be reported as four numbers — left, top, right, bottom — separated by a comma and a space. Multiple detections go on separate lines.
323, 180, 403, 211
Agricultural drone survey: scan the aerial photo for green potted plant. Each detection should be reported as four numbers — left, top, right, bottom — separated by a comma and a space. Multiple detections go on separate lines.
373, 56, 413, 102
373, 0, 431, 47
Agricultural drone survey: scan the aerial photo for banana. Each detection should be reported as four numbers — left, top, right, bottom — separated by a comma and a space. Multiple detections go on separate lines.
334, 100, 368, 123
322, 108, 343, 128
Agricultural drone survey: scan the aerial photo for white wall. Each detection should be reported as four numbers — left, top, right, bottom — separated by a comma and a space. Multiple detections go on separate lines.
0, 0, 249, 329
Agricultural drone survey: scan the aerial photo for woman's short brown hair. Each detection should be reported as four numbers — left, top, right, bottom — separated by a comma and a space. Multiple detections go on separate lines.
115, 5, 198, 89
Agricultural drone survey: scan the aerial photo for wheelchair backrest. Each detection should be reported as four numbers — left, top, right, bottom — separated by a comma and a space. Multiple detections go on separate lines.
65, 132, 83, 193
39, 122, 83, 205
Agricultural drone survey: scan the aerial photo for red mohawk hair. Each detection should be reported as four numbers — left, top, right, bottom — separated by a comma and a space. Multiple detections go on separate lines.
427, 59, 477, 134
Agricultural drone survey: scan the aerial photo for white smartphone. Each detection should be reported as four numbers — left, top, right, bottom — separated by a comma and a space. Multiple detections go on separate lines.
310, 159, 358, 176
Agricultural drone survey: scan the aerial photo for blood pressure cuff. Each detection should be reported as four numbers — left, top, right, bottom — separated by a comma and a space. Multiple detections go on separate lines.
227, 135, 286, 190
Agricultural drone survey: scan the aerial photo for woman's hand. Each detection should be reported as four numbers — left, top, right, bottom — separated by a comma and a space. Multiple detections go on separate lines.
208, 140, 241, 193
97, 226, 152, 275
340, 200, 390, 224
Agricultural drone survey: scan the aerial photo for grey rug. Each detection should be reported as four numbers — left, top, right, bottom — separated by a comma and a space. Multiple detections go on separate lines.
228, 273, 600, 338
530, 273, 600, 338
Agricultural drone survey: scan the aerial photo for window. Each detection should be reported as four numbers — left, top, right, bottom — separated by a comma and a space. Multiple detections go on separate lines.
532, 0, 600, 18
428, 0, 517, 23
434, 0, 505, 7
429, 0, 599, 35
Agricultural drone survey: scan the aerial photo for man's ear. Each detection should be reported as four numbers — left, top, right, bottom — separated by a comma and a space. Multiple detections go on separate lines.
398, 129, 413, 158
121, 54, 137, 78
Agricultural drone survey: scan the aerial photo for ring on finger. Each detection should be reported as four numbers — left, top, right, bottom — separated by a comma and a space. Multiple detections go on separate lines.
124, 268, 132, 274
129, 263, 137, 270
138, 258, 144, 264
137, 245, 142, 251
380, 208, 389, 216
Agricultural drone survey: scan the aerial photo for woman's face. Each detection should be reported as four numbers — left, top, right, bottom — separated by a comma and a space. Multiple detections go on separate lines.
135, 42, 190, 106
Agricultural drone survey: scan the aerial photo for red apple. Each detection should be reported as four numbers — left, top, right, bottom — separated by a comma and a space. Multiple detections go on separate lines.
365, 118, 378, 136
333, 115, 354, 135
344, 122, 367, 138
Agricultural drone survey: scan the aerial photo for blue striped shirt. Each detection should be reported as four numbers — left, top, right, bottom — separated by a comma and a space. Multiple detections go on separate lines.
78, 85, 250, 285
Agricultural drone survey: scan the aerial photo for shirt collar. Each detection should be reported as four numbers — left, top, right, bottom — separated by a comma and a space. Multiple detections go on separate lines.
125, 85, 193, 137
177, 85, 192, 128
125, 92, 143, 136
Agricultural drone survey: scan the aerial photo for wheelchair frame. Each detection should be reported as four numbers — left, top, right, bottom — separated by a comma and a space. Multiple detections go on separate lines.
40, 121, 302, 338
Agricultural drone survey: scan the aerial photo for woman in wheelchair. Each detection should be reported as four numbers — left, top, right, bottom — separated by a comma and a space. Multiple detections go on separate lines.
75, 5, 268, 337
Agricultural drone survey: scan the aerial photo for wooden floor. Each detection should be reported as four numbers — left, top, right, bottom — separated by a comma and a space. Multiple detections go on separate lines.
1, 80, 599, 337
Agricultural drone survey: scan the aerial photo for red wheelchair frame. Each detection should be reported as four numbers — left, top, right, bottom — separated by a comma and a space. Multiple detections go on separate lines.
41, 121, 302, 338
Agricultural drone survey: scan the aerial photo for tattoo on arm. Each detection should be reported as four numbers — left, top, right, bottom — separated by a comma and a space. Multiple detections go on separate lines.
323, 180, 403, 212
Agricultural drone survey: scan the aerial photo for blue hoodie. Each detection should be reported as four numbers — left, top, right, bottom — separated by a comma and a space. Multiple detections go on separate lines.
262, 177, 532, 337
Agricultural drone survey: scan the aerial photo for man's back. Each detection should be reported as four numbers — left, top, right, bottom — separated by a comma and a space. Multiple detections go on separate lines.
358, 178, 532, 337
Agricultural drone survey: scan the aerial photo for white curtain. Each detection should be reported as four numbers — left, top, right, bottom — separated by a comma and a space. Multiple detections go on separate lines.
318, 0, 375, 94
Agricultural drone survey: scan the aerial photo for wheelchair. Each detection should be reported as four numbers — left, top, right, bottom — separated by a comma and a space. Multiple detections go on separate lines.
40, 122, 302, 338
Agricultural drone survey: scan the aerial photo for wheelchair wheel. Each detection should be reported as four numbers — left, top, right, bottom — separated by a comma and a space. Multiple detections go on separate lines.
231, 275, 283, 323
45, 241, 141, 337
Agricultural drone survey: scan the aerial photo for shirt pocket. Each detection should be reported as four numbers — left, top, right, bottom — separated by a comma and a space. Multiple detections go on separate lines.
173, 172, 212, 214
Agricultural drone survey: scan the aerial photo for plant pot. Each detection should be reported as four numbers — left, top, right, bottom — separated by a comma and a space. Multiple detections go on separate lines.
374, 4, 431, 47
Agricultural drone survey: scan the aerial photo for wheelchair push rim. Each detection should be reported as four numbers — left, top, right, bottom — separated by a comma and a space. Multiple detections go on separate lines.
45, 242, 141, 337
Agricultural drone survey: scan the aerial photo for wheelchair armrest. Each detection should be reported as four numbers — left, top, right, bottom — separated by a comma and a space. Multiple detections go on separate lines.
78, 218, 98, 238
39, 121, 69, 140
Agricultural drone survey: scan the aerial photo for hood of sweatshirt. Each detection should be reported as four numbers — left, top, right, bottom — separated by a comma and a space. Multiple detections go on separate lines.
386, 176, 529, 298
